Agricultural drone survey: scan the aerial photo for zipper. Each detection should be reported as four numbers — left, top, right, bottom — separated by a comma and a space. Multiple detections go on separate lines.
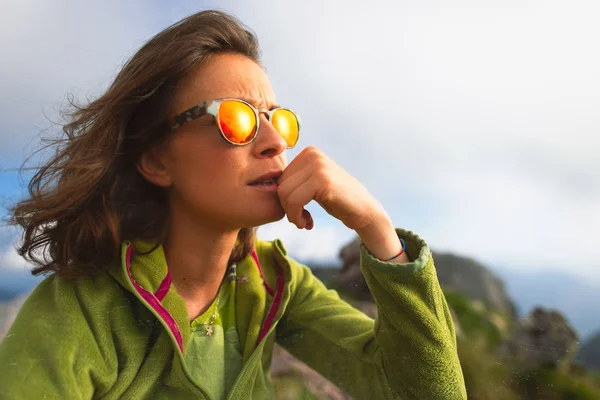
123, 243, 287, 399
226, 321, 279, 400
175, 349, 214, 400
123, 243, 212, 399
226, 251, 287, 399
125, 276, 213, 399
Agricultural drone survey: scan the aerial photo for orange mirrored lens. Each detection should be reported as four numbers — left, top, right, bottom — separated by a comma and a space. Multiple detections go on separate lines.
218, 100, 257, 144
271, 109, 299, 147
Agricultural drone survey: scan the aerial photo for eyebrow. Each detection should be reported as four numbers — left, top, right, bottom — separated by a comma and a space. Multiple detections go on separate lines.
236, 97, 281, 110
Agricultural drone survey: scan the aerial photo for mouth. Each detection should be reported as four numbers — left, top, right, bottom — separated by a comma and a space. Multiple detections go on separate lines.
248, 171, 282, 186
248, 179, 278, 186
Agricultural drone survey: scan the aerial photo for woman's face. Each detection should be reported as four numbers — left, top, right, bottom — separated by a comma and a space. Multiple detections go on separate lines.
146, 53, 289, 230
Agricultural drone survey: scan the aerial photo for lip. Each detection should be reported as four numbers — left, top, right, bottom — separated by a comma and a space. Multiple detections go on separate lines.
248, 170, 283, 185
248, 182, 279, 192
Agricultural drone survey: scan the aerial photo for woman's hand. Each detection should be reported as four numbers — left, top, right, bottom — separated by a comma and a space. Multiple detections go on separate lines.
277, 146, 385, 231
277, 146, 406, 261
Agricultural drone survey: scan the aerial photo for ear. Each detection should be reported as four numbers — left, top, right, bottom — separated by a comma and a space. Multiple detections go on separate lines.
137, 145, 173, 188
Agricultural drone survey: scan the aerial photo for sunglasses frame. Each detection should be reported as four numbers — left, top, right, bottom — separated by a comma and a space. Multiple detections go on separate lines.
169, 98, 300, 149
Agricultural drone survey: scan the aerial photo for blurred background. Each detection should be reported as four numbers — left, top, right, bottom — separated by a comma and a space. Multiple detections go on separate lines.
1, 0, 599, 398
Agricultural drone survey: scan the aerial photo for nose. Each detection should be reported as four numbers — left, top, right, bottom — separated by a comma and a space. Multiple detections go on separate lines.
252, 114, 287, 158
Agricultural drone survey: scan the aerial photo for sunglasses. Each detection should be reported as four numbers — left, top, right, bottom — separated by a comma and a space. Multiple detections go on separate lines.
169, 98, 300, 148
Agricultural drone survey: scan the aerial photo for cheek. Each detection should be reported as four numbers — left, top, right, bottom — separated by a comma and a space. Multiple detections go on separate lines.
175, 148, 243, 198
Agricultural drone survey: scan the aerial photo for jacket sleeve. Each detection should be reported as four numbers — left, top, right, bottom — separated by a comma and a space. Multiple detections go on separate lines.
0, 275, 115, 399
275, 228, 467, 400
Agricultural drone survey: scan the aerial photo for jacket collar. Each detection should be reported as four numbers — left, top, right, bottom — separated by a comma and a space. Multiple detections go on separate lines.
106, 238, 292, 360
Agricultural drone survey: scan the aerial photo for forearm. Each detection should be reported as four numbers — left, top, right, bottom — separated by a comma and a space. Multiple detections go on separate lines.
358, 233, 467, 399
278, 229, 467, 399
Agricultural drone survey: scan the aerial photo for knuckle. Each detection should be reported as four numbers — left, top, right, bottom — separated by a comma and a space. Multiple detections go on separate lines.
304, 146, 322, 157
316, 169, 331, 185
315, 158, 328, 170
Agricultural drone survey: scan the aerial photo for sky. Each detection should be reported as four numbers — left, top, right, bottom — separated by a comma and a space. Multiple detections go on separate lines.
0, 0, 599, 288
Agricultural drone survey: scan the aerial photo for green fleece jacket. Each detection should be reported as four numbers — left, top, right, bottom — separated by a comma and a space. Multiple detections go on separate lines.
0, 229, 466, 399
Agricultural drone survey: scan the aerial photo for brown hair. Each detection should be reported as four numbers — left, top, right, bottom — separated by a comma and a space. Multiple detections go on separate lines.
8, 10, 261, 280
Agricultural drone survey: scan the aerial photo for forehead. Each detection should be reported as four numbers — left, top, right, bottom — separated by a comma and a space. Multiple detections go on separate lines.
170, 53, 278, 114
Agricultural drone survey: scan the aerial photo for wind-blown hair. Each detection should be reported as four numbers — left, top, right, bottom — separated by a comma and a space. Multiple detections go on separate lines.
8, 10, 260, 280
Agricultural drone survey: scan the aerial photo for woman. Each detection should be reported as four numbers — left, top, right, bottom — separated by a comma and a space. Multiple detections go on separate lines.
0, 10, 466, 400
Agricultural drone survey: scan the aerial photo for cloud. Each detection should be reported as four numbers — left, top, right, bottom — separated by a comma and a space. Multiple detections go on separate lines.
0, 224, 30, 273
419, 163, 600, 275
0, 0, 169, 162
0, 224, 40, 294
228, 0, 600, 282
0, 245, 29, 273
0, 0, 598, 283
257, 214, 356, 264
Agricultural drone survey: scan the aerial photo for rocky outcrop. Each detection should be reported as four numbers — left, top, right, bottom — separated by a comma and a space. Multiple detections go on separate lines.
338, 237, 370, 300
576, 331, 600, 370
504, 307, 579, 367
430, 252, 516, 318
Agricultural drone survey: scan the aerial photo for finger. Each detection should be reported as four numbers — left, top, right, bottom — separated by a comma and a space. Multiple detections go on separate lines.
283, 179, 318, 229
277, 165, 310, 199
302, 209, 314, 230
278, 146, 322, 184
277, 169, 312, 222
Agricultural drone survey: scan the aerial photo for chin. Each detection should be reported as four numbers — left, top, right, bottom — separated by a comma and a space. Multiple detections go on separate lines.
244, 204, 286, 227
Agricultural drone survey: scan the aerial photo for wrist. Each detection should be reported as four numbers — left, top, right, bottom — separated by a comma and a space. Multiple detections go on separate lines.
356, 215, 401, 261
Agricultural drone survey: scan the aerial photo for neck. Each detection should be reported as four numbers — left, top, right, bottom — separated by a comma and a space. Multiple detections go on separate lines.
162, 209, 240, 320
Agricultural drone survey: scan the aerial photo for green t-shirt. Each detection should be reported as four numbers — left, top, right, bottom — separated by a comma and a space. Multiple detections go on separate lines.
184, 264, 244, 399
